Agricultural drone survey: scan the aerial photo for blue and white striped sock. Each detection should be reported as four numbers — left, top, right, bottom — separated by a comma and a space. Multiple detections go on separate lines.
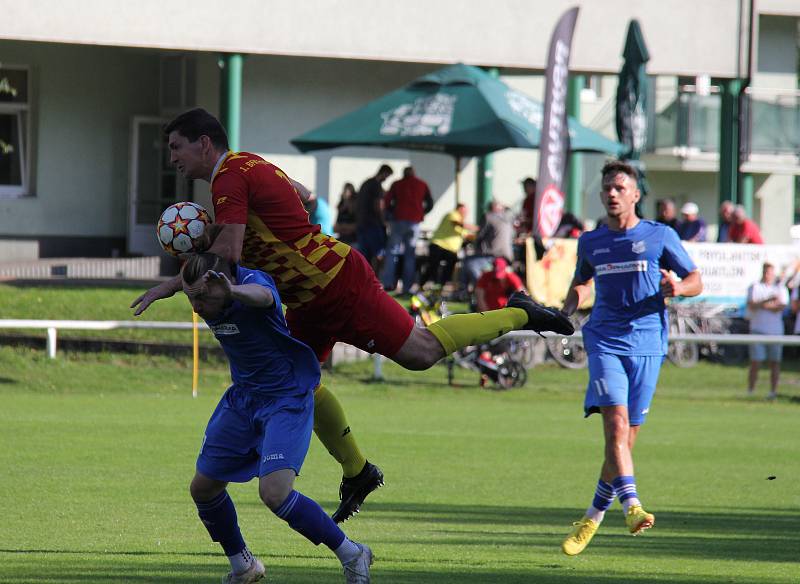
612, 475, 641, 514
586, 479, 616, 522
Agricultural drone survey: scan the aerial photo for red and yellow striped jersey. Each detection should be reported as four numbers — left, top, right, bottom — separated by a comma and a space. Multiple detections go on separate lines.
211, 152, 351, 309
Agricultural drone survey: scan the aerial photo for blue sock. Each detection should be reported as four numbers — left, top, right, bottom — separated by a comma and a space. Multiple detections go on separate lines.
612, 475, 641, 510
591, 479, 617, 511
274, 490, 346, 550
195, 490, 246, 557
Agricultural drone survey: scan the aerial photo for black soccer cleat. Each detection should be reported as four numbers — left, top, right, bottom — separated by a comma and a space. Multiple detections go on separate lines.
332, 461, 384, 524
507, 291, 575, 336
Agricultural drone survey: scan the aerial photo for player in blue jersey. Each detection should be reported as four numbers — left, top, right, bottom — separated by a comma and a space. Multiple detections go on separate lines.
181, 253, 372, 583
559, 161, 703, 556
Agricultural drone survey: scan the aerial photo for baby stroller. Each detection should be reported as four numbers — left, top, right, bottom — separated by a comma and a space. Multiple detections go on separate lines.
449, 340, 528, 390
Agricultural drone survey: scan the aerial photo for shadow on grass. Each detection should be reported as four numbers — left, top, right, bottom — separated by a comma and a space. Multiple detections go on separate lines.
230, 499, 800, 565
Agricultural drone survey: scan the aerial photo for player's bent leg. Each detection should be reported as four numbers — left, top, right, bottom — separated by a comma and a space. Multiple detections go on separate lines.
393, 306, 527, 370
391, 326, 447, 370
190, 471, 228, 503
404, 295, 572, 369
312, 384, 384, 524
191, 473, 263, 583
313, 384, 368, 478
600, 406, 635, 478
258, 468, 296, 511
266, 476, 373, 583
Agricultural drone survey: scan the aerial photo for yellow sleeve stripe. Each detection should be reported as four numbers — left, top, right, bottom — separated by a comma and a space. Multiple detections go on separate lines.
306, 246, 330, 265
295, 233, 313, 249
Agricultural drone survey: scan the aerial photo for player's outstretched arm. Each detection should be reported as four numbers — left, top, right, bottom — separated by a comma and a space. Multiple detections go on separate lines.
131, 275, 182, 316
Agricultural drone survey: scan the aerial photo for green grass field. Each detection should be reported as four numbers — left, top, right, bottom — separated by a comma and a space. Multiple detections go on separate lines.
1, 345, 798, 584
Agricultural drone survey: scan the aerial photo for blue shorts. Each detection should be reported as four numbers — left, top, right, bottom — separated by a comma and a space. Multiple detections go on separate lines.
749, 343, 782, 362
196, 386, 314, 483
584, 353, 664, 426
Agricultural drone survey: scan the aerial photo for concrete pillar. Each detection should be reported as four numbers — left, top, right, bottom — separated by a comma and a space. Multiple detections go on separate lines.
219, 54, 244, 150
718, 78, 743, 207
567, 75, 585, 217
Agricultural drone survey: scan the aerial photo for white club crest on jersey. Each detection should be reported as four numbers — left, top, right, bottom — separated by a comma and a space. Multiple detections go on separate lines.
632, 240, 646, 254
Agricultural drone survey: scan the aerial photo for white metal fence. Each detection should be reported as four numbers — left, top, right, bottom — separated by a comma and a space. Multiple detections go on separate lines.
2, 319, 800, 361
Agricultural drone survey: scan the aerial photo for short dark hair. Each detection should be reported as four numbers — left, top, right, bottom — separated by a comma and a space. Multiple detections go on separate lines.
601, 160, 639, 182
522, 177, 536, 187
378, 164, 393, 176
164, 108, 230, 150
181, 253, 232, 285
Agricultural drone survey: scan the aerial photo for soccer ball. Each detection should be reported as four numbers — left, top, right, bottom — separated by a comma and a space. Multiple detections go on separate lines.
156, 202, 212, 256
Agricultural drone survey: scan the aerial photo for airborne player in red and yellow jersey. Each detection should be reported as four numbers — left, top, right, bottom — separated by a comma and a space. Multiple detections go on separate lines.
133, 108, 573, 524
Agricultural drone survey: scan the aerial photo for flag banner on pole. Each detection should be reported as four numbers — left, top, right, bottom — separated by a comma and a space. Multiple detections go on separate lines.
534, 6, 579, 238
615, 19, 652, 210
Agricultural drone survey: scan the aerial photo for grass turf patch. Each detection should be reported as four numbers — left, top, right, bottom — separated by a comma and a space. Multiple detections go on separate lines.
0, 347, 798, 583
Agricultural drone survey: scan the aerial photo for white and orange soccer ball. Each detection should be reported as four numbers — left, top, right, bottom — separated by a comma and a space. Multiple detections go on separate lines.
156, 202, 212, 256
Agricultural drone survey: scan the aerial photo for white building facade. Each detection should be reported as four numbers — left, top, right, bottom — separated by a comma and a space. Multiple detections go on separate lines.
0, 0, 797, 259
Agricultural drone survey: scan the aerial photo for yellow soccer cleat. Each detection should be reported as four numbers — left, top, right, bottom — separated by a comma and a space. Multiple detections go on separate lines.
561, 516, 600, 556
626, 505, 655, 535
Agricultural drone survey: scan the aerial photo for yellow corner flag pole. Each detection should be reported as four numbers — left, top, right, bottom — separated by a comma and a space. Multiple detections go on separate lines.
192, 311, 200, 398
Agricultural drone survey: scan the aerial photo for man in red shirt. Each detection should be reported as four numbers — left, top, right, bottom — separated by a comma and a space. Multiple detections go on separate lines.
381, 167, 433, 294
475, 258, 526, 312
132, 108, 573, 524
729, 205, 764, 244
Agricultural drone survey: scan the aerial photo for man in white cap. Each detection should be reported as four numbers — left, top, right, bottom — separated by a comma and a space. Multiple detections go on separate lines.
676, 202, 706, 242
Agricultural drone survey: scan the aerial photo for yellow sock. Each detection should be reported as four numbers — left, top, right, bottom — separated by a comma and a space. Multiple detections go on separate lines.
313, 383, 367, 478
426, 308, 528, 354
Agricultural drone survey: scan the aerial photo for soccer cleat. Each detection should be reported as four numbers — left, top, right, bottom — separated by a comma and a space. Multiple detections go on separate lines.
561, 516, 600, 556
222, 558, 265, 584
343, 542, 373, 584
332, 461, 384, 524
506, 292, 575, 336
625, 505, 655, 535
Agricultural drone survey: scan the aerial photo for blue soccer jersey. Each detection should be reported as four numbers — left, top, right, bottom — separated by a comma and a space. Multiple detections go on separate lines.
205, 266, 321, 396
575, 220, 697, 356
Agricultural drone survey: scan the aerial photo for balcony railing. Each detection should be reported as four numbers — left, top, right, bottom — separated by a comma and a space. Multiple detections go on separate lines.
647, 84, 800, 161
741, 87, 800, 158
648, 85, 721, 154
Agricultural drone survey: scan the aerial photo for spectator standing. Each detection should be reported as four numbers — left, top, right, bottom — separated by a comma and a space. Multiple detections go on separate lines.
517, 177, 537, 236
729, 205, 764, 244
676, 202, 707, 242
792, 284, 800, 336
423, 203, 477, 287
356, 164, 393, 272
655, 198, 678, 232
475, 257, 525, 312
380, 166, 434, 294
476, 200, 515, 262
717, 200, 734, 242
746, 262, 789, 399
308, 193, 333, 236
555, 212, 585, 239
333, 182, 358, 245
